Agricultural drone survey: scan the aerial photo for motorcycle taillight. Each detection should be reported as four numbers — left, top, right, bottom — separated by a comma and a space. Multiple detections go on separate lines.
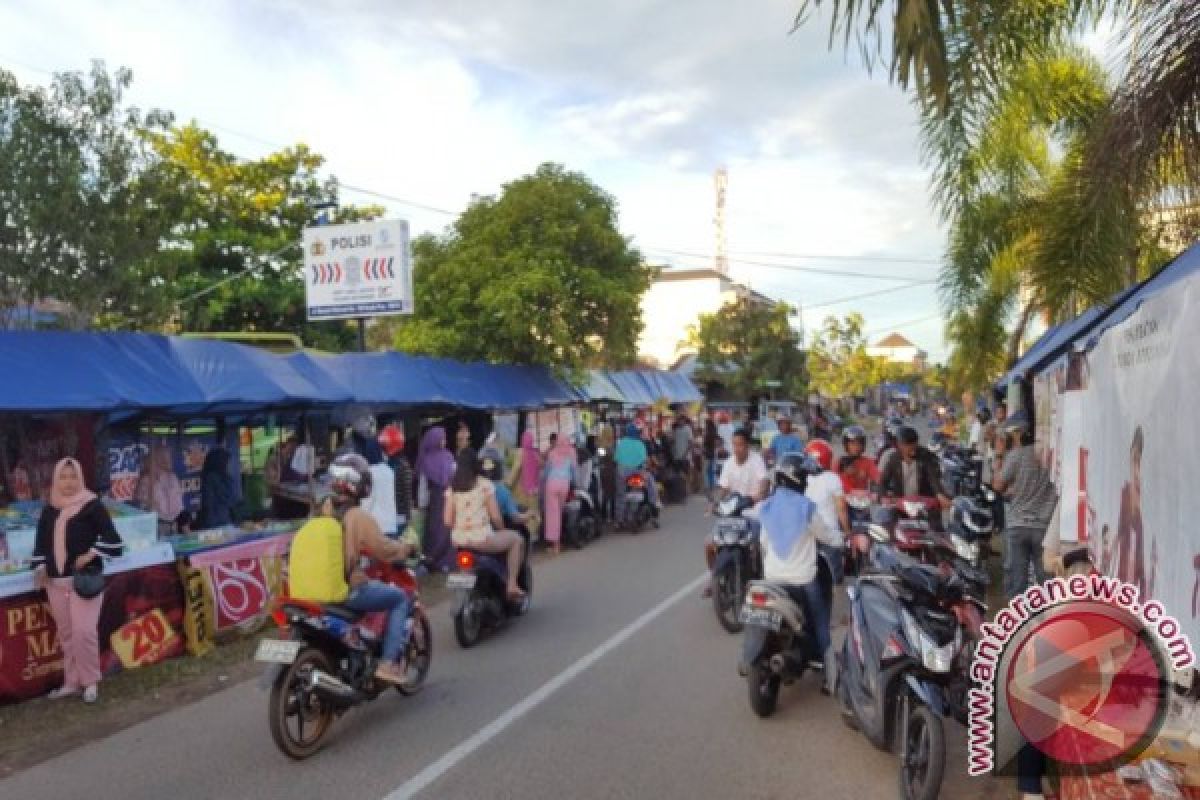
750, 590, 769, 607
882, 634, 906, 662
457, 551, 475, 570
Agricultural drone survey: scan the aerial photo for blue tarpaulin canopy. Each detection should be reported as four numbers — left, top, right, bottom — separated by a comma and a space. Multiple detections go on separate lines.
0, 332, 204, 413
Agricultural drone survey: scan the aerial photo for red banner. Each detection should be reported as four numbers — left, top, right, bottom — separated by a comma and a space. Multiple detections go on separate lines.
0, 564, 185, 703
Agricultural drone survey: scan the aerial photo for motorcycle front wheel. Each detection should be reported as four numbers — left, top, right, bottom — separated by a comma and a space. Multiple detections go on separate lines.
747, 659, 780, 718
712, 561, 744, 633
268, 648, 336, 760
398, 609, 433, 695
899, 702, 946, 800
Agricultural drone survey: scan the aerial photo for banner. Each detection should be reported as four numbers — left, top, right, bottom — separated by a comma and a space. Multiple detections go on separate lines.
1055, 283, 1200, 650
2, 416, 97, 502
0, 563, 185, 703
178, 532, 292, 647
106, 430, 242, 514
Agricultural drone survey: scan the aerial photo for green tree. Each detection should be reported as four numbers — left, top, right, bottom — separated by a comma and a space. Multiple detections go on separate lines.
147, 123, 384, 350
389, 163, 650, 370
0, 63, 182, 328
805, 313, 896, 399
687, 298, 806, 399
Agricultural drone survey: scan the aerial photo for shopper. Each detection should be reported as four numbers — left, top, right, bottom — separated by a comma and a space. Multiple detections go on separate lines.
32, 458, 124, 704
992, 412, 1058, 599
541, 434, 578, 555
197, 448, 239, 529
416, 426, 456, 572
136, 444, 189, 536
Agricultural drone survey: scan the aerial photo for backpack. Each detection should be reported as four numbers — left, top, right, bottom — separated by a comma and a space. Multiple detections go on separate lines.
288, 516, 349, 604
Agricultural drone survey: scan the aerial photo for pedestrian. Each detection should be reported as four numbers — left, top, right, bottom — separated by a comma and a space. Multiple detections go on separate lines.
671, 413, 694, 474
455, 420, 472, 455
197, 447, 239, 529
703, 417, 718, 497
416, 426, 456, 572
509, 430, 543, 538
991, 411, 1058, 599
541, 433, 578, 555
378, 424, 414, 533
32, 458, 124, 704
135, 443, 189, 536
359, 432, 398, 537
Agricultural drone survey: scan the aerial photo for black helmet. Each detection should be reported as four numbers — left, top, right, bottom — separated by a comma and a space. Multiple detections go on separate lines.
1004, 410, 1030, 437
774, 452, 820, 493
479, 448, 504, 482
898, 426, 920, 445
329, 453, 372, 502
842, 425, 867, 451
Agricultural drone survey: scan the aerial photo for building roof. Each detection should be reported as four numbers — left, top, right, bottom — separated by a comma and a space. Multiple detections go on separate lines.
652, 267, 730, 283
873, 332, 916, 349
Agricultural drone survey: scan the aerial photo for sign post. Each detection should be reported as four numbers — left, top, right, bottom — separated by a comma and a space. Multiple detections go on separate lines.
302, 219, 414, 348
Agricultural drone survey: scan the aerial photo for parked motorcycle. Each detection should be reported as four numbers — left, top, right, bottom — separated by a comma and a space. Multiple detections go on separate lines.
562, 483, 602, 549
844, 489, 875, 576
946, 494, 995, 570
449, 529, 534, 648
835, 534, 977, 800
710, 493, 762, 633
258, 559, 432, 759
737, 550, 837, 717
873, 499, 990, 603
618, 470, 659, 532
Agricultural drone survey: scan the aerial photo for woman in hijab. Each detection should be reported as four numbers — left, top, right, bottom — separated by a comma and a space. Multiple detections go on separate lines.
136, 444, 188, 536
541, 434, 579, 555
32, 458, 123, 703
198, 448, 239, 529
509, 430, 543, 540
416, 427, 456, 571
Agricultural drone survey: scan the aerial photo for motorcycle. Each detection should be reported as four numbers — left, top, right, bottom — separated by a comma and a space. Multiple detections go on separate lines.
618, 470, 659, 532
258, 559, 433, 760
449, 527, 534, 648
946, 494, 996, 570
835, 532, 977, 800
875, 498, 990, 604
844, 489, 875, 575
709, 493, 762, 633
562, 482, 602, 549
737, 549, 837, 718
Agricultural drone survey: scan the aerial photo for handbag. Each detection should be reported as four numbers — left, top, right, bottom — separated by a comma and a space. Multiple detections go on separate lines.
73, 560, 107, 599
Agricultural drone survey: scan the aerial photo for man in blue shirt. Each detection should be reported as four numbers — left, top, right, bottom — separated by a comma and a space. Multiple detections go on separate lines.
481, 448, 530, 527
768, 415, 804, 462
614, 423, 660, 508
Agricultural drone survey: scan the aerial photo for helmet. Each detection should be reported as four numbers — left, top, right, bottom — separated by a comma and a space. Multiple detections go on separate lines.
479, 447, 504, 482
328, 453, 372, 502
377, 424, 405, 457
803, 439, 834, 471
842, 425, 867, 452
775, 452, 820, 493
1004, 410, 1031, 437
898, 426, 920, 445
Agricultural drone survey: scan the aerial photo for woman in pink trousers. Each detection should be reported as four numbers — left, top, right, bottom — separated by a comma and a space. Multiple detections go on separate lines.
541, 435, 578, 555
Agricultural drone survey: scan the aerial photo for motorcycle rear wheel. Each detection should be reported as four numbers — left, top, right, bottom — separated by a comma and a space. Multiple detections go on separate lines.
747, 659, 780, 718
268, 648, 336, 760
398, 610, 433, 695
712, 561, 744, 633
454, 592, 484, 648
899, 702, 946, 800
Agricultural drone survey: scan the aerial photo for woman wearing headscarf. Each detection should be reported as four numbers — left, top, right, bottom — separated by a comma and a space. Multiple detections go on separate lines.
416, 427, 456, 571
198, 448, 239, 529
508, 430, 543, 525
32, 458, 124, 703
541, 434, 578, 555
136, 444, 188, 536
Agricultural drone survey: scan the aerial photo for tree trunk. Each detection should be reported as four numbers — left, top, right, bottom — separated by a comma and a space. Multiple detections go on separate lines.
1006, 298, 1039, 368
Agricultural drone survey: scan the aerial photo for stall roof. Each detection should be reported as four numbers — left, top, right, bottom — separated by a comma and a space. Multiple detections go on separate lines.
0, 331, 205, 413
1083, 241, 1200, 348
606, 371, 658, 406
301, 352, 456, 408
578, 370, 627, 403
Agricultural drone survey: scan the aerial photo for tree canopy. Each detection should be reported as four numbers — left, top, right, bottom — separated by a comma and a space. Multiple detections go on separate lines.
687, 297, 806, 399
388, 163, 650, 371
806, 313, 907, 400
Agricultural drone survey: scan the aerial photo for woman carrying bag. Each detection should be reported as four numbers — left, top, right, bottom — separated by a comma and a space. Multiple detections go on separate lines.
32, 458, 124, 704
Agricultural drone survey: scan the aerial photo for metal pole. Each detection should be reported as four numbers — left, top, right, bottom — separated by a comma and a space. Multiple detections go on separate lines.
357, 318, 366, 352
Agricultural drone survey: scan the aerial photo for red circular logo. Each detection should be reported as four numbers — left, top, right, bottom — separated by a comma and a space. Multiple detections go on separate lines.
1004, 605, 1169, 767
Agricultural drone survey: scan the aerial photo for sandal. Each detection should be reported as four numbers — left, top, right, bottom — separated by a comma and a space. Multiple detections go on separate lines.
375, 660, 408, 685
506, 588, 527, 602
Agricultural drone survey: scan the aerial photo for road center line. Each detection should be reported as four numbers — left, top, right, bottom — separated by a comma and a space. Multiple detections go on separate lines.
382, 571, 710, 800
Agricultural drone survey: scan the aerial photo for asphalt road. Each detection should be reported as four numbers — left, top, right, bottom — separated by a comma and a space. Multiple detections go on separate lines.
1, 486, 1001, 800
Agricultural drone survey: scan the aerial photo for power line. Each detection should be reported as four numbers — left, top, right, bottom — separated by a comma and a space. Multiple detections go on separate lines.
643, 247, 937, 282
862, 312, 944, 337
800, 280, 936, 311
644, 245, 940, 265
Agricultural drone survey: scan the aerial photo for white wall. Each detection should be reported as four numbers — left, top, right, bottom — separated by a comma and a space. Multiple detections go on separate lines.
867, 344, 920, 364
638, 276, 724, 367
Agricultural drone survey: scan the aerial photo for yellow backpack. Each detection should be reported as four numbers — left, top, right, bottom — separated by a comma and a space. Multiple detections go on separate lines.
288, 516, 349, 604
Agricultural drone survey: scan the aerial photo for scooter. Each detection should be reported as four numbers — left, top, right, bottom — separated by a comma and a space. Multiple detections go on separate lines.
258, 559, 432, 760
709, 493, 762, 633
835, 533, 976, 800
618, 470, 659, 532
562, 482, 601, 550
449, 527, 533, 648
737, 550, 837, 718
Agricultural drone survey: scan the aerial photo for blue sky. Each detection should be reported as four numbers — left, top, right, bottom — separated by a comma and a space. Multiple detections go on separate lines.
1, 0, 951, 357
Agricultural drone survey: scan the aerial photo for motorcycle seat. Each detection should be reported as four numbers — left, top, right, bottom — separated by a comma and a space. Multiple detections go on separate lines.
322, 604, 364, 622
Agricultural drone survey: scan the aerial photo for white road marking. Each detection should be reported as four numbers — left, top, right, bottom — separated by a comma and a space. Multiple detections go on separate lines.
382, 572, 710, 800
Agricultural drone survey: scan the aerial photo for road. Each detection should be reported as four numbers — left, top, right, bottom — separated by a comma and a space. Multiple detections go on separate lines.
1, 493, 1000, 800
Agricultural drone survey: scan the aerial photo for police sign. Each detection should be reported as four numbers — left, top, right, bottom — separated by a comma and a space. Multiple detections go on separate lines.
303, 219, 413, 320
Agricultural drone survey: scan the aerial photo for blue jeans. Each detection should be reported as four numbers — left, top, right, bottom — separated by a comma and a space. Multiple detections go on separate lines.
344, 580, 411, 663
1004, 526, 1047, 600
786, 580, 831, 659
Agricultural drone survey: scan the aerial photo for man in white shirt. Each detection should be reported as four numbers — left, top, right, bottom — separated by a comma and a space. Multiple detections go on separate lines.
715, 429, 769, 504
361, 461, 399, 536
802, 440, 850, 548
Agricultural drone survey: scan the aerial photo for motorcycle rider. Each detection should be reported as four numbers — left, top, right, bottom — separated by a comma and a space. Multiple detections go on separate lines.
615, 423, 661, 510
878, 426, 951, 511
803, 440, 851, 541
759, 452, 840, 686
703, 428, 770, 599
767, 414, 804, 463
837, 425, 879, 492
314, 453, 414, 685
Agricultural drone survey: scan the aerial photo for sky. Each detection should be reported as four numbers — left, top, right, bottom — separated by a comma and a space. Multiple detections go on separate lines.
0, 0, 950, 358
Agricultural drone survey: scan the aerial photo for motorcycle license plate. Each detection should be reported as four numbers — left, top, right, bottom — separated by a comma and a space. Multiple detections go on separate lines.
625, 491, 644, 503
446, 572, 477, 590
739, 607, 782, 631
255, 639, 302, 665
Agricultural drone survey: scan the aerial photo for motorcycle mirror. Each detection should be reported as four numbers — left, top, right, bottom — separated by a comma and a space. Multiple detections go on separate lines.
597, 448, 608, 457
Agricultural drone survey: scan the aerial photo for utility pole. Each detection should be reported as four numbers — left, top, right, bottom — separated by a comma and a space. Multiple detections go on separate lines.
714, 166, 728, 275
